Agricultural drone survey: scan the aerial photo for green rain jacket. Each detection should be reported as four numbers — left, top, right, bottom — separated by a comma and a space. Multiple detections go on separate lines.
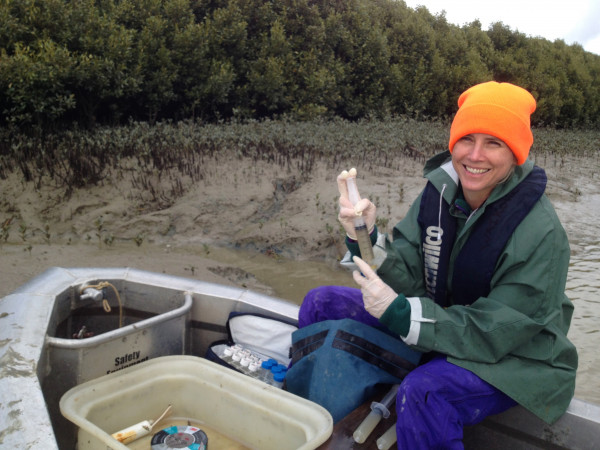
377, 152, 578, 424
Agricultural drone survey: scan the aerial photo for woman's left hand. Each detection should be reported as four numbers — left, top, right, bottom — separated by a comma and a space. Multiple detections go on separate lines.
352, 255, 397, 318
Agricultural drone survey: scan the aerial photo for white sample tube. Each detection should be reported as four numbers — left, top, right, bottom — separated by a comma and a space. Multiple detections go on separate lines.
111, 405, 172, 444
111, 420, 153, 444
345, 168, 375, 266
223, 345, 234, 358
376, 424, 398, 450
353, 410, 382, 444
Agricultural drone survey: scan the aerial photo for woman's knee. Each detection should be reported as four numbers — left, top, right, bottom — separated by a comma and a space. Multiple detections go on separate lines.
396, 366, 438, 410
298, 286, 339, 327
298, 285, 366, 327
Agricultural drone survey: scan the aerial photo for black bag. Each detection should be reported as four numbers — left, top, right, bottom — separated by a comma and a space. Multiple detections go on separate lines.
206, 313, 297, 384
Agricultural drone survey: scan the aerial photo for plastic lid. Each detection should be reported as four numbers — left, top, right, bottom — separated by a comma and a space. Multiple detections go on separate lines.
271, 364, 287, 374
273, 372, 286, 382
262, 359, 277, 369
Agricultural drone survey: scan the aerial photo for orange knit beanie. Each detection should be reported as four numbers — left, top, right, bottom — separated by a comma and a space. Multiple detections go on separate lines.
448, 81, 536, 165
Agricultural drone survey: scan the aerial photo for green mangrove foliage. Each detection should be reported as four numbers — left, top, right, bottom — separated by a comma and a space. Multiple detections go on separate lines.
0, 118, 444, 189
1, 119, 598, 201
0, 0, 599, 131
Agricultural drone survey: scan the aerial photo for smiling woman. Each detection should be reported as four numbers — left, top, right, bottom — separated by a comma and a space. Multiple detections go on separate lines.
295, 81, 578, 448
450, 133, 516, 209
447, 82, 536, 209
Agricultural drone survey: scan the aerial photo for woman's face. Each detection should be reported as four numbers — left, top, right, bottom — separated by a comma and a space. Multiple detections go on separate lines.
451, 133, 516, 209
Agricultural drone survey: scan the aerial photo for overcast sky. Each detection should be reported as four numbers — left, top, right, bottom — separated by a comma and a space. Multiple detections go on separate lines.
403, 0, 600, 55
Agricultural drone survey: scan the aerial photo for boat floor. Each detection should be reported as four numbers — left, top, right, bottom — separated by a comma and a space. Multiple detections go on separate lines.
317, 386, 396, 449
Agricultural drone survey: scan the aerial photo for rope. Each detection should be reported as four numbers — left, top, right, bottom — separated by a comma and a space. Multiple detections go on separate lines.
81, 281, 124, 328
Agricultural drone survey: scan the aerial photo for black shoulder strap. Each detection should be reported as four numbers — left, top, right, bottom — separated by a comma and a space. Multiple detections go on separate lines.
417, 182, 457, 307
451, 166, 547, 305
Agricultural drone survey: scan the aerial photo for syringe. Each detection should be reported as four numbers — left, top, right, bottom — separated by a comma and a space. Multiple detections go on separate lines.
352, 384, 399, 444
344, 168, 375, 266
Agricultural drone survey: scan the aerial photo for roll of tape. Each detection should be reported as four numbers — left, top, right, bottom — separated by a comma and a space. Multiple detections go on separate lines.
150, 426, 208, 450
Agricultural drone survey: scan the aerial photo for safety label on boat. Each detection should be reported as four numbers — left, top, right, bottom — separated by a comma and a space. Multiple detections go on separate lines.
106, 350, 149, 375
150, 425, 208, 450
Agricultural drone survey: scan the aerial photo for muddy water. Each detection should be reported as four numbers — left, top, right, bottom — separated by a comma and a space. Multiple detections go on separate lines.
205, 246, 355, 305
552, 172, 600, 404
566, 244, 600, 403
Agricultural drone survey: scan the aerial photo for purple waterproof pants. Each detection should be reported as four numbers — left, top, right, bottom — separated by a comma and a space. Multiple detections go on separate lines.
299, 286, 517, 449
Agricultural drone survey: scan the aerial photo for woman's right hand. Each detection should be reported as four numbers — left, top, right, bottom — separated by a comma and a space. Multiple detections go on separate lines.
337, 169, 376, 240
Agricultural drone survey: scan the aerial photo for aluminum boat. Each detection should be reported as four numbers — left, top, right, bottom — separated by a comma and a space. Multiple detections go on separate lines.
1, 267, 599, 449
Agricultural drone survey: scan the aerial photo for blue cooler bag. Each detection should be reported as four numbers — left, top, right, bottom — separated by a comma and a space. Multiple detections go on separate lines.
285, 318, 421, 423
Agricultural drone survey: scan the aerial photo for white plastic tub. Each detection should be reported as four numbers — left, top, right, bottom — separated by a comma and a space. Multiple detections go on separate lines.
60, 355, 333, 450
